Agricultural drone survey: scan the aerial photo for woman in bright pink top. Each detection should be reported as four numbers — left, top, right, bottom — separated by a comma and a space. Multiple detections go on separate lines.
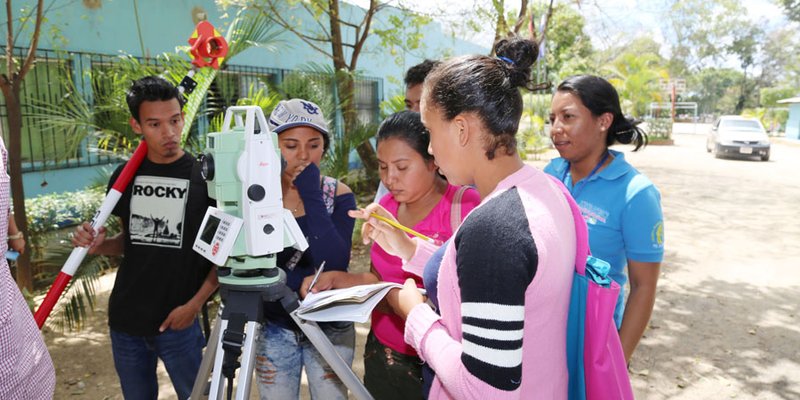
372, 181, 477, 356
302, 111, 479, 399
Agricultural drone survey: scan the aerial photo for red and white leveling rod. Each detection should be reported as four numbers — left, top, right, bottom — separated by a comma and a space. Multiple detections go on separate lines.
34, 142, 148, 328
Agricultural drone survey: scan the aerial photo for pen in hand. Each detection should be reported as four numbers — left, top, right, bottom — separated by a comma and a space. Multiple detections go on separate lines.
307, 261, 326, 294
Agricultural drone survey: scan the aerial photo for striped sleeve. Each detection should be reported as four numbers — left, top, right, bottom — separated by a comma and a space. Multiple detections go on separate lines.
454, 187, 537, 391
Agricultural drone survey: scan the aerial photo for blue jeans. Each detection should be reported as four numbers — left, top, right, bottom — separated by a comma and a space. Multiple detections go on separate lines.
255, 321, 355, 400
110, 320, 205, 400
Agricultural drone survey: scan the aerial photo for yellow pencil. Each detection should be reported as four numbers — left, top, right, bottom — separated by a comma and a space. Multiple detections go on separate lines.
369, 213, 437, 244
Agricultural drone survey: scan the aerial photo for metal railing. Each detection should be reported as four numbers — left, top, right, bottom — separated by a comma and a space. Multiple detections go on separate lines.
0, 47, 383, 172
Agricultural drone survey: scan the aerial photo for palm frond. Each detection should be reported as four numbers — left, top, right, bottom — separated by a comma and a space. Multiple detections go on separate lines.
380, 94, 406, 118
321, 120, 377, 183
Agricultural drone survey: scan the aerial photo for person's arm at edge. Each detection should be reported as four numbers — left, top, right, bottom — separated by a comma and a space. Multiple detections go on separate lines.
619, 260, 660, 363
7, 212, 25, 253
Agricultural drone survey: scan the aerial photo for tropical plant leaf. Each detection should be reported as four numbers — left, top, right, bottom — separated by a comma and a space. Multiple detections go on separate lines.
380, 94, 406, 118
40, 240, 115, 332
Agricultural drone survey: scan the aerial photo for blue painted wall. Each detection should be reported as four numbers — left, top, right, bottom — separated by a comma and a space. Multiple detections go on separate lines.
786, 103, 800, 140
3, 0, 486, 197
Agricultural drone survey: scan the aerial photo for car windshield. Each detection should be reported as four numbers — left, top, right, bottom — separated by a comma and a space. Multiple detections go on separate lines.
720, 119, 763, 131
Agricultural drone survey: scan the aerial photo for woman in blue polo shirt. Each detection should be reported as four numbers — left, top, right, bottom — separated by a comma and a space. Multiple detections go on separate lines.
544, 74, 664, 363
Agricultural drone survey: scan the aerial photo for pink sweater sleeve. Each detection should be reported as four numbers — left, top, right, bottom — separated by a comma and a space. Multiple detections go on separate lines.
401, 237, 439, 277
405, 303, 524, 399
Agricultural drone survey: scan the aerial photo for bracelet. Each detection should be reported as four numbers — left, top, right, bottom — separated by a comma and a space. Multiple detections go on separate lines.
7, 232, 23, 240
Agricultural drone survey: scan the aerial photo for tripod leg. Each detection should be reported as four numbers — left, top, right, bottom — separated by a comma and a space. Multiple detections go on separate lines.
290, 312, 374, 400
191, 316, 222, 399
233, 322, 260, 400
208, 319, 228, 399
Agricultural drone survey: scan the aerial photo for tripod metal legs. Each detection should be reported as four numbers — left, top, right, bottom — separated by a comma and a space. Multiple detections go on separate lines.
192, 311, 374, 400
290, 312, 373, 400
191, 316, 221, 399
205, 320, 260, 400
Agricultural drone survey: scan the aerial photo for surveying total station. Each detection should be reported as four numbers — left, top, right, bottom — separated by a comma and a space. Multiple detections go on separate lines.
190, 106, 372, 400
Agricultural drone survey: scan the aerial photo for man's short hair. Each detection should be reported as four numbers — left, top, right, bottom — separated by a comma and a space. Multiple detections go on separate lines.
126, 76, 185, 122
404, 59, 441, 88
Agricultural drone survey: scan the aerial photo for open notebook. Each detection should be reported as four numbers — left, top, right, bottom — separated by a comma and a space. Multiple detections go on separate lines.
295, 282, 424, 323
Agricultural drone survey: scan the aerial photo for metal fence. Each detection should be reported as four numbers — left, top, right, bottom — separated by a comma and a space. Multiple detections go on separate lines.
0, 47, 383, 172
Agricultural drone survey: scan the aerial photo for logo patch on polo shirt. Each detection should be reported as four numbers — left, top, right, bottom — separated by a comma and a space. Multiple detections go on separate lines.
651, 221, 664, 247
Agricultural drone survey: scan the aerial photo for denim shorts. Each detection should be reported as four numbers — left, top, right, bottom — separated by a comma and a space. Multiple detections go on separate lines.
255, 320, 355, 399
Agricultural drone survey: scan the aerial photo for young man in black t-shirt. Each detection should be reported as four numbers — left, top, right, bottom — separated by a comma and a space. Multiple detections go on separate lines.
71, 76, 217, 399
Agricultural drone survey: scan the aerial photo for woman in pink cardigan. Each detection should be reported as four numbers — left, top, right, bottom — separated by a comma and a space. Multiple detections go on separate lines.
350, 37, 577, 399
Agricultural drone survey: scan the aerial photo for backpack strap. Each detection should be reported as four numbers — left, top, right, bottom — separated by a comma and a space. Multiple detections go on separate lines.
320, 176, 337, 215
450, 185, 469, 232
547, 175, 589, 276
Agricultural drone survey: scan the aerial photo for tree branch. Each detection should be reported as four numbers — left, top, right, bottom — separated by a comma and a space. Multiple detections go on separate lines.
538, 0, 555, 45
512, 0, 530, 35
5, 0, 14, 81
256, 4, 332, 59
300, 1, 332, 38
349, 0, 377, 70
18, 0, 45, 81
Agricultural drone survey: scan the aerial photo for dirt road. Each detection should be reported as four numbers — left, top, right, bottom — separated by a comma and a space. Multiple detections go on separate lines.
629, 134, 800, 400
539, 133, 799, 400
44, 132, 800, 399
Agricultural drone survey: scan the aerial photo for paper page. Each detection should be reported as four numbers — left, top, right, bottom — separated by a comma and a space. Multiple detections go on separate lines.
296, 282, 405, 322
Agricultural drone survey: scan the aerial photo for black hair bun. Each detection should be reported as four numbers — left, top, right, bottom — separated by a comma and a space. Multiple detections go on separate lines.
494, 37, 539, 88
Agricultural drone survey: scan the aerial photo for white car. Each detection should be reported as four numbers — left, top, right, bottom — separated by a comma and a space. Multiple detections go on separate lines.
706, 116, 771, 161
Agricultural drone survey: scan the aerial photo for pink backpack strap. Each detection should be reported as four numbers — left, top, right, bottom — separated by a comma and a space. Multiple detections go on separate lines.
547, 175, 589, 276
450, 185, 469, 232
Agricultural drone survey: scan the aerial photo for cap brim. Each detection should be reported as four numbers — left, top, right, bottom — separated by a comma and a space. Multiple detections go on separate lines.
271, 121, 329, 136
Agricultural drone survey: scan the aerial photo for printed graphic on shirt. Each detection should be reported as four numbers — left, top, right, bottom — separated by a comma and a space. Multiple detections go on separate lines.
578, 200, 609, 224
129, 175, 189, 248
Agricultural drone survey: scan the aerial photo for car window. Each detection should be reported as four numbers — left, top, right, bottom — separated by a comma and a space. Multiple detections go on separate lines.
720, 119, 763, 131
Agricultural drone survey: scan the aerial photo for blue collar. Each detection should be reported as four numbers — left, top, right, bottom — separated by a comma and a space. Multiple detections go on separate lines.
551, 149, 631, 184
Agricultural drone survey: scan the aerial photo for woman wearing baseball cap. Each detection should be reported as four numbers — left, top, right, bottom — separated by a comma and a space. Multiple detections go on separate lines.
255, 99, 357, 400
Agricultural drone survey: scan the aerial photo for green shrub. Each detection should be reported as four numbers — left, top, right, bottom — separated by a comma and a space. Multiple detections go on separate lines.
24, 187, 106, 258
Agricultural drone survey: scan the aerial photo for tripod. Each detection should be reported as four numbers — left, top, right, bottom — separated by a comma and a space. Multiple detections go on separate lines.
190, 267, 373, 400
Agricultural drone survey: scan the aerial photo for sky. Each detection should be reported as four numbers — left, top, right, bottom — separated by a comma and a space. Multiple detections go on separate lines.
350, 0, 791, 55
579, 0, 787, 55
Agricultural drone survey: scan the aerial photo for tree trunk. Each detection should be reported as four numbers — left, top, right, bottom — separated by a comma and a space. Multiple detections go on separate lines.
1, 83, 33, 292
328, 0, 379, 187
735, 69, 747, 114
